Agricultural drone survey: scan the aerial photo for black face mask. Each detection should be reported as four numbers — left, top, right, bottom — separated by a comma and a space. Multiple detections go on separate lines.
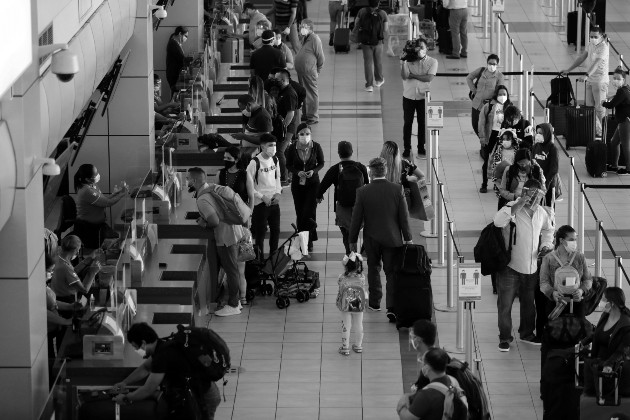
224, 161, 235, 169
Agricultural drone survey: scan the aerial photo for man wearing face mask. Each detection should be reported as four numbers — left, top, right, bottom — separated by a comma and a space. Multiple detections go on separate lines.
250, 30, 287, 81
271, 69, 299, 184
603, 66, 630, 175
232, 94, 273, 150
400, 37, 438, 158
187, 167, 244, 317
561, 25, 610, 138
242, 2, 271, 49
273, 28, 295, 70
493, 179, 554, 351
295, 19, 325, 125
532, 123, 559, 207
113, 322, 221, 419
466, 54, 504, 138
50, 235, 101, 307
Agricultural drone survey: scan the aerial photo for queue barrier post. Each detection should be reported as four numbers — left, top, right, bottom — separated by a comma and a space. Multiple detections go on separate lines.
503, 24, 509, 73
568, 157, 575, 227
594, 220, 603, 278
614, 256, 623, 289
488, 10, 494, 51
578, 183, 585, 254
577, 3, 583, 54
483, 0, 490, 39
518, 55, 524, 111
509, 39, 515, 95
464, 302, 476, 371
437, 183, 445, 266
553, 0, 566, 28
456, 256, 465, 351
436, 221, 457, 313
524, 70, 529, 121
496, 14, 501, 55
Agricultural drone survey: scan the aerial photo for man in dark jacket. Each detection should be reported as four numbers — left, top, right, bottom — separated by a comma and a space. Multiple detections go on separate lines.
349, 157, 412, 321
532, 122, 559, 207
250, 30, 287, 81
501, 105, 534, 149
317, 141, 369, 255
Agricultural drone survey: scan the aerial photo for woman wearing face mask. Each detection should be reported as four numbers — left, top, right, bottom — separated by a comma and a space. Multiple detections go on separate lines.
487, 128, 518, 189
294, 19, 325, 125
216, 147, 256, 306
400, 37, 438, 158
497, 148, 545, 210
466, 54, 505, 139
478, 85, 511, 193
539, 225, 592, 318
285, 123, 325, 251
73, 164, 128, 252
603, 66, 630, 175
165, 26, 189, 96
532, 123, 559, 207
582, 287, 630, 376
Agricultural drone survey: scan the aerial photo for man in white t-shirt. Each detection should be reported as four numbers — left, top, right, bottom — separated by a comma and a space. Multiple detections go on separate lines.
400, 38, 438, 158
246, 133, 283, 258
561, 25, 609, 137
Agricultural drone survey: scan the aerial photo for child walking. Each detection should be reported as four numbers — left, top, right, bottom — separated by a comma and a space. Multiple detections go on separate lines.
336, 252, 368, 355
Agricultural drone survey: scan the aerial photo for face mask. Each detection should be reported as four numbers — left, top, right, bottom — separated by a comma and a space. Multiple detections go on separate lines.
255, 29, 263, 37
488, 64, 497, 72
154, 85, 161, 94
266, 146, 277, 156
242, 108, 251, 117
275, 38, 282, 46
298, 134, 311, 143
534, 134, 545, 144
224, 161, 235, 169
497, 95, 507, 104
300, 28, 309, 36
135, 347, 147, 358
187, 181, 195, 193
418, 49, 427, 59
72, 253, 79, 261
590, 36, 600, 45
409, 334, 418, 350
93, 174, 101, 184
603, 302, 612, 313
502, 140, 512, 148
564, 240, 577, 253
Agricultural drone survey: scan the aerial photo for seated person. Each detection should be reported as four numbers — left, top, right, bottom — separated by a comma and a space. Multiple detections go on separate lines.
153, 74, 178, 129
273, 28, 294, 70
50, 235, 101, 305
112, 323, 221, 418
73, 164, 128, 251
231, 94, 272, 148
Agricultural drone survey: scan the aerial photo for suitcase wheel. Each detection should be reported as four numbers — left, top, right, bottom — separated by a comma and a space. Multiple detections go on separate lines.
276, 297, 286, 309
296, 290, 306, 303
601, 172, 607, 178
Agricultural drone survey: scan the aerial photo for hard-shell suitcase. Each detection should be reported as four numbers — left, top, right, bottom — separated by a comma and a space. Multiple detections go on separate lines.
566, 79, 596, 149
604, 114, 627, 167
78, 393, 162, 420
218, 37, 244, 63
334, 12, 351, 53
393, 245, 433, 329
586, 108, 609, 177
548, 104, 569, 136
541, 347, 582, 420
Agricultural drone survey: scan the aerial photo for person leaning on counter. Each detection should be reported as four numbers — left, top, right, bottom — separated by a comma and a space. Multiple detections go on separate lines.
73, 164, 128, 252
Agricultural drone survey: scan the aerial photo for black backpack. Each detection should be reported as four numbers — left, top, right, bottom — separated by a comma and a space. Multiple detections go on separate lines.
271, 115, 287, 143
473, 221, 515, 276
358, 8, 383, 46
546, 75, 575, 106
336, 163, 365, 207
168, 325, 231, 382
289, 79, 306, 109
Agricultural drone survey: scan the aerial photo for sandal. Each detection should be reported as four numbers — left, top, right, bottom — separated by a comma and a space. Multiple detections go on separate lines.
338, 346, 350, 356
352, 344, 363, 353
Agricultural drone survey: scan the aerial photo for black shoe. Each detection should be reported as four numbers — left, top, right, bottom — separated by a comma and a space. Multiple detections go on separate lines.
446, 55, 460, 59
308, 242, 313, 252
607, 164, 618, 172
329, 34, 334, 46
402, 149, 411, 158
519, 336, 542, 346
461, 54, 468, 58
498, 342, 510, 352
418, 148, 426, 156
493, 288, 497, 295
386, 311, 397, 323
479, 186, 488, 193
618, 168, 629, 175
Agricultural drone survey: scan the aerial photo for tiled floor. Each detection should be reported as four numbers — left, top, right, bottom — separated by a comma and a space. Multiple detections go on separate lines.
134, 1, 630, 419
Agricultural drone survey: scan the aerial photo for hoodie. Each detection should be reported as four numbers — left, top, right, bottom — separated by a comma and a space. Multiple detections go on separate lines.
532, 123, 559, 190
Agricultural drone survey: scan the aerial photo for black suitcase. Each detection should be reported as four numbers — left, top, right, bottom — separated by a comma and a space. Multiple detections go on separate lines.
585, 140, 607, 177
541, 347, 582, 420
393, 245, 433, 329
334, 12, 351, 53
548, 104, 569, 136
566, 79, 596, 149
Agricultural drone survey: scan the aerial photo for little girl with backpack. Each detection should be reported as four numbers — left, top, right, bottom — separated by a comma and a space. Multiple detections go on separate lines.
336, 252, 368, 355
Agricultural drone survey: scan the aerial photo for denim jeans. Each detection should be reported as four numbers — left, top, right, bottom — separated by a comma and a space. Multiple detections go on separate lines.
610, 119, 630, 168
363, 234, 400, 310
585, 81, 608, 136
361, 42, 384, 88
496, 266, 538, 342
403, 97, 426, 152
448, 8, 468, 57
251, 203, 281, 259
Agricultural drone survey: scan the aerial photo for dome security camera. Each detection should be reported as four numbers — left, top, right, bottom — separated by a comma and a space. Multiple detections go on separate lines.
153, 6, 167, 19
34, 158, 61, 176
38, 44, 80, 83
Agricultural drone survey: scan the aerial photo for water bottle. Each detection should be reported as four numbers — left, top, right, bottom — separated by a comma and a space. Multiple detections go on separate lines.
89, 295, 95, 311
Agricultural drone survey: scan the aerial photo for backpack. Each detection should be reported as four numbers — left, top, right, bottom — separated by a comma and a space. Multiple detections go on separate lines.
289, 80, 306, 109
423, 376, 469, 420
336, 163, 365, 207
168, 324, 231, 382
550, 251, 581, 294
445, 359, 491, 420
336, 274, 368, 312
546, 75, 575, 106
474, 221, 515, 276
271, 115, 287, 143
358, 8, 383, 46
252, 155, 279, 184
198, 184, 251, 225
583, 276, 607, 316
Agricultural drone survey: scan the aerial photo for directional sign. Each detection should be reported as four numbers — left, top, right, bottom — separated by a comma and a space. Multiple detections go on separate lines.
426, 103, 444, 128
492, 0, 505, 12
458, 263, 482, 301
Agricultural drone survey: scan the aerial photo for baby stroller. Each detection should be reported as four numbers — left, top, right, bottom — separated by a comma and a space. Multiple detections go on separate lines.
245, 223, 320, 308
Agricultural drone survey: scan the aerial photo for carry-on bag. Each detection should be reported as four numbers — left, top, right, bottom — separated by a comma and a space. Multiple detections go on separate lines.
548, 104, 569, 136
541, 347, 582, 420
78, 391, 163, 420
218, 37, 244, 63
566, 79, 596, 149
334, 12, 351, 53
393, 245, 433, 329
586, 107, 609, 177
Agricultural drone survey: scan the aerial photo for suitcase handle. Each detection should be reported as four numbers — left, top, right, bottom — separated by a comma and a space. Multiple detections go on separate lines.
575, 78, 588, 108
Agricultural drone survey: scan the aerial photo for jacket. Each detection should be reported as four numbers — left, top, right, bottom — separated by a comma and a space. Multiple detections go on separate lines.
466, 67, 505, 110
498, 160, 546, 202
295, 33, 325, 75
317, 160, 370, 210
166, 37, 186, 86
603, 84, 630, 123
478, 100, 507, 146
285, 141, 325, 187
501, 117, 534, 149
589, 312, 630, 368
349, 179, 412, 248
532, 123, 559, 190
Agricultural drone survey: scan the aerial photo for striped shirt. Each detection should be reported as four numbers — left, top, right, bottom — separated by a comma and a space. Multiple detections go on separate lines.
274, 0, 298, 27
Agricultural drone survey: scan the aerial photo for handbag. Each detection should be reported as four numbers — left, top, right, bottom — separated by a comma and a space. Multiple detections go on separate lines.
468, 67, 484, 100
237, 228, 256, 262
404, 178, 433, 221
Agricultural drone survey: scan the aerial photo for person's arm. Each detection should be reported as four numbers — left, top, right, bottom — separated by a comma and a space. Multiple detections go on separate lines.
245, 171, 256, 214
361, 164, 369, 184
602, 330, 630, 368
265, 2, 275, 19
285, 144, 298, 175
561, 51, 589, 74
603, 88, 626, 108
234, 132, 262, 145
409, 58, 438, 82
382, 11, 389, 35
398, 407, 420, 420
284, 110, 295, 128
47, 310, 73, 326
539, 256, 555, 300
546, 146, 559, 189
247, 161, 264, 201
197, 197, 221, 229
578, 253, 593, 293
87, 189, 127, 208
539, 211, 554, 250
114, 358, 153, 391
287, 6, 298, 28
315, 36, 325, 74
478, 104, 488, 143
493, 202, 516, 227
273, 161, 282, 198
398, 186, 412, 242
348, 190, 364, 248
401, 61, 410, 80
317, 165, 337, 200
498, 166, 514, 200
124, 372, 165, 403
466, 68, 479, 91
313, 143, 325, 174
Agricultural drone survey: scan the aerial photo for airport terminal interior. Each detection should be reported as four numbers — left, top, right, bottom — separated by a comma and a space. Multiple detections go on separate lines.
1, 0, 630, 418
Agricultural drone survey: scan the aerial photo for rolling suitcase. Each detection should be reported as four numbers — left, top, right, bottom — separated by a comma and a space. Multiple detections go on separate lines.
218, 37, 244, 63
334, 12, 351, 53
586, 108, 609, 177
548, 104, 569, 136
566, 79, 596, 149
78, 391, 162, 420
393, 245, 433, 329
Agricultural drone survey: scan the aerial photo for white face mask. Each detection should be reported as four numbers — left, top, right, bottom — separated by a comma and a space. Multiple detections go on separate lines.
564, 240, 577, 253
266, 146, 277, 156
93, 174, 101, 184
488, 64, 497, 72
135, 347, 146, 358
497, 95, 507, 104
603, 302, 612, 313
255, 29, 263, 37
298, 134, 311, 143
242, 108, 251, 117
590, 36, 600, 45
534, 133, 545, 144
300, 28, 309, 36
502, 140, 512, 148
275, 37, 282, 46
46, 272, 53, 280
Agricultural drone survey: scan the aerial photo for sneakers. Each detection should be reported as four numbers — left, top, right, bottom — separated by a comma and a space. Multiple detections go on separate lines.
368, 304, 381, 311
352, 344, 363, 353
214, 305, 241, 317
446, 55, 460, 59
374, 79, 385, 87
498, 342, 510, 352
607, 164, 618, 172
520, 336, 542, 346
339, 346, 350, 356
365, 86, 374, 92
418, 148, 426, 156
479, 186, 488, 193
618, 168, 629, 175
386, 310, 397, 323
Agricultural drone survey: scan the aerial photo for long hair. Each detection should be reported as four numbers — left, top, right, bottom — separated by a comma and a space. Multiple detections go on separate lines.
171, 26, 188, 39
554, 225, 576, 249
604, 287, 630, 317
493, 84, 511, 107
265, 94, 278, 119
248, 76, 266, 108
380, 141, 402, 184
74, 164, 96, 192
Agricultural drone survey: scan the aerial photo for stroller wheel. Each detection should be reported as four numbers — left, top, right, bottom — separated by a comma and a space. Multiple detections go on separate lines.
276, 297, 286, 309
296, 290, 306, 303
246, 289, 256, 302
304, 291, 310, 302
264, 284, 274, 296
284, 297, 291, 307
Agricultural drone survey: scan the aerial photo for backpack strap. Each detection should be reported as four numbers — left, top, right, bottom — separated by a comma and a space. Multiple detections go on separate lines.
552, 250, 564, 266
253, 156, 260, 184
568, 250, 577, 266
507, 221, 516, 252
